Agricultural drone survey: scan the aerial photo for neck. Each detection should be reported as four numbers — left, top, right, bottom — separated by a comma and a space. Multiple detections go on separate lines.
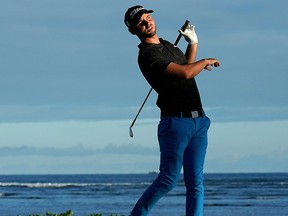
141, 34, 160, 44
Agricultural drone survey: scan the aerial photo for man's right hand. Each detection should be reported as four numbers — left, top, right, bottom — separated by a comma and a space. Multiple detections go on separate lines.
203, 58, 221, 71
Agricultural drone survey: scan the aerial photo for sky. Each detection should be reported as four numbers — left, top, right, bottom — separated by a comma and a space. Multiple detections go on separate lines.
0, 0, 287, 174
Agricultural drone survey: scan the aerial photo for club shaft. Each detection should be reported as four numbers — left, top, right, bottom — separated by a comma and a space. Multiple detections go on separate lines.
129, 87, 153, 137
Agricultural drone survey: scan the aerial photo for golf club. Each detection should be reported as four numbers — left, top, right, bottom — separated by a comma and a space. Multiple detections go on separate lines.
129, 20, 190, 137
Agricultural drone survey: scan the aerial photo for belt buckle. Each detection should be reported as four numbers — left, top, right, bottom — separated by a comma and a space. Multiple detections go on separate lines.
191, 111, 199, 118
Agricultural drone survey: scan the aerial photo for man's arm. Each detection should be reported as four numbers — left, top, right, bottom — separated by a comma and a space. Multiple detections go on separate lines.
185, 43, 198, 63
180, 23, 198, 63
165, 58, 220, 79
166, 23, 220, 79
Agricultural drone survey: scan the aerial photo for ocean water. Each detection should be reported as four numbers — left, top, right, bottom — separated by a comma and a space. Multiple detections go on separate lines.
0, 173, 287, 216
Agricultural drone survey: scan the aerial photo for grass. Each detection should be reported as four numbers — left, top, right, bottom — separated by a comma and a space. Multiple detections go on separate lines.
18, 210, 125, 216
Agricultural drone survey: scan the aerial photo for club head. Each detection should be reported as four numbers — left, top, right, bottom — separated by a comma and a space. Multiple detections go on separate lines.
129, 127, 134, 138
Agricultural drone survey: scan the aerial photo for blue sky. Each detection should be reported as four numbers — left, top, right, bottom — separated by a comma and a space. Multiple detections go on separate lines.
0, 0, 287, 174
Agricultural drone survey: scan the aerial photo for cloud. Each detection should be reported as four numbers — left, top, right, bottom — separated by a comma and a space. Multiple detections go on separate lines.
0, 144, 158, 157
1, 143, 287, 174
0, 144, 160, 174
1, 0, 288, 124
1, 104, 288, 123
206, 149, 288, 173
0, 1, 288, 175
205, 106, 288, 122
0, 145, 92, 157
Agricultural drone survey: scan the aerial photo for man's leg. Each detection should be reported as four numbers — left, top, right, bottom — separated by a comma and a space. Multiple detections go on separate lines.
183, 116, 210, 216
130, 117, 190, 216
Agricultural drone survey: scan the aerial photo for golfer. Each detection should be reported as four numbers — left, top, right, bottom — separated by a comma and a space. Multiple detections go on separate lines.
124, 5, 220, 216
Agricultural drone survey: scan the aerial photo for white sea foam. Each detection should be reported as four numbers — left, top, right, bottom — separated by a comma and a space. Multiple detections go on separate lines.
0, 182, 137, 188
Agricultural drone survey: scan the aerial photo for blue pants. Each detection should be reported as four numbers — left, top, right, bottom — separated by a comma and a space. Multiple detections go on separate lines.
131, 116, 210, 216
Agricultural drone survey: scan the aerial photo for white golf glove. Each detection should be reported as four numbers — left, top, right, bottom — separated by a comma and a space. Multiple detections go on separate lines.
179, 23, 198, 44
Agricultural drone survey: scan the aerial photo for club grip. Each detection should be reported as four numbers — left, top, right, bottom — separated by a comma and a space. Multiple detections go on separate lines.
174, 20, 190, 46
181, 20, 190, 31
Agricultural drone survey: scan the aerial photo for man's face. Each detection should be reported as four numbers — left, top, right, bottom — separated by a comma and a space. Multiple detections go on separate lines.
133, 13, 156, 39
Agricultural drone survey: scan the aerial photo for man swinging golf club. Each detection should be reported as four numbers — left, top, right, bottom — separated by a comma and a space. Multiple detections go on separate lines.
124, 5, 220, 216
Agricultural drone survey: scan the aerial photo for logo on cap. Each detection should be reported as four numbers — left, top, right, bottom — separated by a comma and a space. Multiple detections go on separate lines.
129, 7, 144, 20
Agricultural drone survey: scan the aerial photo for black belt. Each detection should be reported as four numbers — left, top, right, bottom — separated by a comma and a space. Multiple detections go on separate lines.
161, 110, 205, 118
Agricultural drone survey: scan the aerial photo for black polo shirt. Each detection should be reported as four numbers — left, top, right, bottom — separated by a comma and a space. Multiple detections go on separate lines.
138, 38, 203, 112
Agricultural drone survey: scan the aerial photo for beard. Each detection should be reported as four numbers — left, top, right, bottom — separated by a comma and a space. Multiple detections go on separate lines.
137, 25, 157, 40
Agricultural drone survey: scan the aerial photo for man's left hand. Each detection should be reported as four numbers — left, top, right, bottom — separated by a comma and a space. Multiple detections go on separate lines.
179, 24, 198, 44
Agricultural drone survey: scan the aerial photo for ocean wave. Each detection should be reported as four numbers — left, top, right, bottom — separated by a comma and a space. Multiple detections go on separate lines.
0, 192, 18, 197
0, 182, 150, 188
